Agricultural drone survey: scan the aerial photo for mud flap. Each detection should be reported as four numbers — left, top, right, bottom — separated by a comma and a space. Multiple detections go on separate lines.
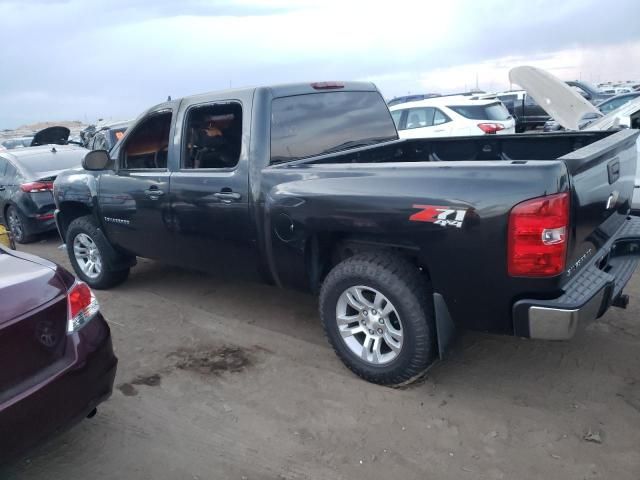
433, 293, 457, 359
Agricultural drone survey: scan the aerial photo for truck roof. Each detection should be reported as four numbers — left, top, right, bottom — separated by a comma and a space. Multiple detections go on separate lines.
145, 81, 379, 113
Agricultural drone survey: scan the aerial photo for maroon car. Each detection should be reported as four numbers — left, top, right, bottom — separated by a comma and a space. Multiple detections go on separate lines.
0, 245, 117, 463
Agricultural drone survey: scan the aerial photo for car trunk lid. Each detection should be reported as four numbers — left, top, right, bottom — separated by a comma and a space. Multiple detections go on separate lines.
509, 66, 600, 131
30, 126, 70, 147
0, 250, 69, 403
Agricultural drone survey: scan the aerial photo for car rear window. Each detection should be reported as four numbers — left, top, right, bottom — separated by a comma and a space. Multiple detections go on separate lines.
21, 152, 83, 175
449, 102, 511, 121
270, 91, 398, 164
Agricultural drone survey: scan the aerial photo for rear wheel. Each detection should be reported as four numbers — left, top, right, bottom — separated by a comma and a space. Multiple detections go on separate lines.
66, 216, 129, 289
320, 252, 436, 386
6, 206, 34, 244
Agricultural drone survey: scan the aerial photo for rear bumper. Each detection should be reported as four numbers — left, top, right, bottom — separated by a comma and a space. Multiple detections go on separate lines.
24, 214, 56, 234
513, 216, 640, 340
0, 314, 117, 463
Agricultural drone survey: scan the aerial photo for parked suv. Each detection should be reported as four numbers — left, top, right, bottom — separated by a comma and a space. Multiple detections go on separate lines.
475, 90, 550, 132
389, 96, 515, 138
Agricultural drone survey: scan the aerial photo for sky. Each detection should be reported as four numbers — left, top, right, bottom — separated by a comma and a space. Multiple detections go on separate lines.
1, 0, 639, 129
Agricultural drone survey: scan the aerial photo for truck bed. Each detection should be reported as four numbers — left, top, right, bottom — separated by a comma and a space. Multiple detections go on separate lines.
307, 130, 614, 165
265, 128, 638, 335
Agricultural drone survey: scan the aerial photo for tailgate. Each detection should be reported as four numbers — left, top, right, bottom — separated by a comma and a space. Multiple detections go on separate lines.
0, 253, 70, 403
560, 129, 639, 281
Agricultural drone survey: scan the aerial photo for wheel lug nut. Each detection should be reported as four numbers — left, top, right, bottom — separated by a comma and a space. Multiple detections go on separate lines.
363, 310, 368, 316
378, 318, 384, 324
361, 319, 366, 325
368, 329, 374, 335
377, 328, 383, 334
372, 309, 377, 315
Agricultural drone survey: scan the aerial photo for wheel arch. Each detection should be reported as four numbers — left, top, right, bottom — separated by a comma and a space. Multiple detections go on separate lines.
307, 233, 456, 360
56, 201, 94, 240
305, 233, 432, 293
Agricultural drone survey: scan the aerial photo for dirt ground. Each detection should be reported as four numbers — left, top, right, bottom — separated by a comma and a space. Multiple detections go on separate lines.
2, 232, 640, 479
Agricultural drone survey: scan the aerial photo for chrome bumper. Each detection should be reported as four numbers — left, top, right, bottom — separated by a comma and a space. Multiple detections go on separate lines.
513, 216, 640, 340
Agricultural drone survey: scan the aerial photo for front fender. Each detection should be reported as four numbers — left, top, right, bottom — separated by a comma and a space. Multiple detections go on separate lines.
53, 169, 101, 238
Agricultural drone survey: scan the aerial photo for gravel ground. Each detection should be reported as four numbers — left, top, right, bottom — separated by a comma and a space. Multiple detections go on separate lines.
2, 232, 640, 480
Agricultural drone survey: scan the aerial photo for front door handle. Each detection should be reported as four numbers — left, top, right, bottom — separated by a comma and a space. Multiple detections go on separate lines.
214, 191, 241, 203
0, 186, 5, 191
144, 188, 164, 199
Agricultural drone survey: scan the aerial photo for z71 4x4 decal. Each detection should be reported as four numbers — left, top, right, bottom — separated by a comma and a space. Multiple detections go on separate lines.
409, 205, 467, 228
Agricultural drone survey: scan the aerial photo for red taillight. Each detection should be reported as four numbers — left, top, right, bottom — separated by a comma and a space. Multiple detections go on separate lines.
311, 81, 344, 90
20, 181, 53, 193
67, 281, 99, 332
507, 192, 570, 277
477, 123, 505, 134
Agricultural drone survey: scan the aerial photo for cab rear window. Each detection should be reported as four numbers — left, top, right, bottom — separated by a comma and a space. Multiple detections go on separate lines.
270, 91, 397, 164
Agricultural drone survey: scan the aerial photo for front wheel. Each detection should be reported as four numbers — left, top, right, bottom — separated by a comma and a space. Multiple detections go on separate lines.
66, 216, 129, 289
320, 252, 436, 386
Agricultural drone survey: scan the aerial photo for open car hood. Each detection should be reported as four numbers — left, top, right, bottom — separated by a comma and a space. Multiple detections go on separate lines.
30, 126, 70, 146
509, 66, 599, 130
585, 97, 640, 131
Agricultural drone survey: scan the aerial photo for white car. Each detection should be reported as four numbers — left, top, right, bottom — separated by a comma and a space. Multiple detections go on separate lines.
389, 96, 516, 139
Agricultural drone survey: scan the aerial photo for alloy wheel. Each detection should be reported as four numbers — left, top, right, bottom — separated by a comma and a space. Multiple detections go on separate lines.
73, 233, 103, 279
335, 285, 404, 365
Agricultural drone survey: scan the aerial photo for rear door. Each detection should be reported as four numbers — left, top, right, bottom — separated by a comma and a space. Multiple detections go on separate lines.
561, 129, 639, 280
169, 97, 255, 273
98, 109, 174, 259
398, 107, 452, 138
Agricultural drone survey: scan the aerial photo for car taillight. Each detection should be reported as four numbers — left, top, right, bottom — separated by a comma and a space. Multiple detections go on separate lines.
20, 181, 54, 193
507, 192, 570, 277
477, 123, 505, 134
67, 281, 99, 332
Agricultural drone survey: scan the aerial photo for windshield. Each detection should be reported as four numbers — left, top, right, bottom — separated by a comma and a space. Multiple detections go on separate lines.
449, 102, 511, 121
270, 91, 398, 163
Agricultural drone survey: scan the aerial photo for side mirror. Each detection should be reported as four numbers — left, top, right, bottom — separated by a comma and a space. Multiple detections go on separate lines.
82, 150, 110, 170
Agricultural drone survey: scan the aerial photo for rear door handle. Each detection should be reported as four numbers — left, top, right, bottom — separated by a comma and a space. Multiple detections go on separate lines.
0, 186, 5, 191
214, 191, 241, 203
144, 188, 164, 199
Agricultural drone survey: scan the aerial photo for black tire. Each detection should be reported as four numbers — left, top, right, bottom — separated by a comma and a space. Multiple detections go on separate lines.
320, 252, 436, 386
66, 215, 130, 289
6, 205, 35, 244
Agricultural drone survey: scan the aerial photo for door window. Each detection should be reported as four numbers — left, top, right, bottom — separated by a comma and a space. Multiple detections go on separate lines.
4, 163, 17, 182
433, 109, 451, 125
0, 157, 7, 177
183, 102, 242, 169
121, 111, 172, 170
405, 107, 435, 129
390, 110, 403, 129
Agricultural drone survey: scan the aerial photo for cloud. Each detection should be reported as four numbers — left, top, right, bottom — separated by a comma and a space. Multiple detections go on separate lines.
0, 0, 639, 128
